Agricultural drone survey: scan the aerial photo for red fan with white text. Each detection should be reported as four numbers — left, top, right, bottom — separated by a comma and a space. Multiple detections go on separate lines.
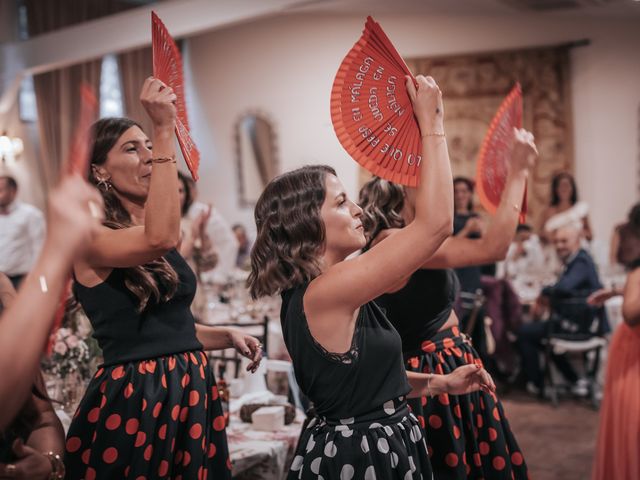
331, 16, 423, 186
152, 11, 200, 180
47, 84, 98, 355
475, 83, 528, 223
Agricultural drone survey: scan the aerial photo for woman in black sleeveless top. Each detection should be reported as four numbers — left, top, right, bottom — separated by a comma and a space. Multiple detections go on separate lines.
360, 128, 537, 480
65, 79, 262, 480
249, 76, 496, 479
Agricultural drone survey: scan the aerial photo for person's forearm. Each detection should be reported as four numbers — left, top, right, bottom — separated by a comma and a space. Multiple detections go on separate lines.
622, 269, 640, 326
413, 135, 454, 240
406, 371, 449, 398
144, 126, 180, 249
194, 324, 233, 351
480, 169, 528, 260
27, 411, 65, 456
0, 243, 73, 429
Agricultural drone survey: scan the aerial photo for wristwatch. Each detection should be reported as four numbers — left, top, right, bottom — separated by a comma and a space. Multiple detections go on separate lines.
42, 452, 65, 480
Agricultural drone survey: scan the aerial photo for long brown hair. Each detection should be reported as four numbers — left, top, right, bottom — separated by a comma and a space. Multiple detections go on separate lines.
358, 177, 406, 249
248, 165, 335, 299
89, 117, 177, 311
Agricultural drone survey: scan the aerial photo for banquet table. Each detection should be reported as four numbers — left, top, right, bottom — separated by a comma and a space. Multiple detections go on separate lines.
227, 412, 303, 479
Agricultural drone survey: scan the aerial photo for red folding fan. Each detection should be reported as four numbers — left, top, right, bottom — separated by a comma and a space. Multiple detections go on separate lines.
475, 83, 528, 223
152, 11, 200, 181
46, 84, 98, 355
331, 16, 423, 187
68, 84, 98, 177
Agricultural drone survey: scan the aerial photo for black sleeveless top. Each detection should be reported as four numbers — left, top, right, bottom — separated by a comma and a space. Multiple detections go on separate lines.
376, 269, 459, 354
281, 284, 410, 420
74, 249, 203, 366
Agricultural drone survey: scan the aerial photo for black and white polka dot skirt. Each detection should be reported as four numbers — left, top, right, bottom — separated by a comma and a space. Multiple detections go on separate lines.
288, 396, 433, 479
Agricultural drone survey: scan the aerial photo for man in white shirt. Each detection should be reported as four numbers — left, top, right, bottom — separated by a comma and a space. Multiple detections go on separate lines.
0, 175, 45, 288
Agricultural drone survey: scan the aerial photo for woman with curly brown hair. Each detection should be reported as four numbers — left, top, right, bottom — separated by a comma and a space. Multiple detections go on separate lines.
64, 78, 262, 480
249, 75, 496, 479
359, 128, 537, 480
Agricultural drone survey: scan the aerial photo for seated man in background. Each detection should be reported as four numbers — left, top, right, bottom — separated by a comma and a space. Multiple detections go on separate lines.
517, 221, 603, 395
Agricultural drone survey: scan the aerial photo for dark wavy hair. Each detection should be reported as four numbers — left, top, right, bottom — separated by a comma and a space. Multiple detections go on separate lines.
248, 165, 336, 299
88, 117, 178, 312
453, 176, 475, 212
550, 172, 578, 206
628, 203, 640, 231
358, 177, 405, 249
178, 171, 194, 217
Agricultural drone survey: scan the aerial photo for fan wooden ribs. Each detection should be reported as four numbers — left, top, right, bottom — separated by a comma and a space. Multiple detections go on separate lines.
475, 83, 528, 222
151, 11, 200, 180
332, 16, 422, 186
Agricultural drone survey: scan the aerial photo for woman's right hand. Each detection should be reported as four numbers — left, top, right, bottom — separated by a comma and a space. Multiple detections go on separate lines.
587, 288, 619, 306
510, 128, 538, 174
47, 174, 104, 260
443, 364, 496, 396
405, 75, 444, 136
140, 76, 177, 130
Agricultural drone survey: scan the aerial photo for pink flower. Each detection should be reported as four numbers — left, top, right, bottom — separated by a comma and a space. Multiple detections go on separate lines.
66, 335, 79, 348
54, 341, 68, 356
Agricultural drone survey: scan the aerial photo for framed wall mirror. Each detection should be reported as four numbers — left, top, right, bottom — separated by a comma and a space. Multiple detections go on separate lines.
235, 112, 278, 207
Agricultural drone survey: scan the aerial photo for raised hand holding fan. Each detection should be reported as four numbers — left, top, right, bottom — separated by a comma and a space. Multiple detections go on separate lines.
152, 11, 200, 180
475, 83, 528, 222
331, 16, 424, 187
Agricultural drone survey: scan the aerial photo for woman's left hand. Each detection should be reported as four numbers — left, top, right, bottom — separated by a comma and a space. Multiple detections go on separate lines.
510, 127, 538, 173
0, 440, 51, 480
444, 364, 496, 396
228, 329, 263, 373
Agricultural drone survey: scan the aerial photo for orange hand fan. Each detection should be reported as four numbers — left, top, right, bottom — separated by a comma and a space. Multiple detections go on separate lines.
331, 16, 423, 187
475, 83, 528, 223
152, 11, 200, 181
47, 84, 98, 355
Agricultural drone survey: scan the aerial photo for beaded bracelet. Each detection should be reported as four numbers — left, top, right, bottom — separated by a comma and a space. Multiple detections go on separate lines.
43, 451, 65, 480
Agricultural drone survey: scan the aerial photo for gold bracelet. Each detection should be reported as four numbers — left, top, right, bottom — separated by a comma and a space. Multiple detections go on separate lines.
151, 156, 176, 164
422, 132, 446, 138
43, 451, 65, 480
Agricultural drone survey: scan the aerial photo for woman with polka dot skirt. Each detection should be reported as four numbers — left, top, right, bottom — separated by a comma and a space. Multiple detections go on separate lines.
360, 128, 537, 479
64, 78, 262, 479
249, 75, 495, 479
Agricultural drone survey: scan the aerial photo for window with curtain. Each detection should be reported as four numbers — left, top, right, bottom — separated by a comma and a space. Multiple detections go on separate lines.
99, 54, 124, 118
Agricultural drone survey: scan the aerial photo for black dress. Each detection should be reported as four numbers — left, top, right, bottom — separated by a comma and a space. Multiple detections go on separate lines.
377, 269, 528, 480
281, 283, 432, 479
65, 249, 231, 479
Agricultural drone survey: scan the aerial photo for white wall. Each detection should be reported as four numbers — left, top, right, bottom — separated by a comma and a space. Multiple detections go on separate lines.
187, 12, 640, 243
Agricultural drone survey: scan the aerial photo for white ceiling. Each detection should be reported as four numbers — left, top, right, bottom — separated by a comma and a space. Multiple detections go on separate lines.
291, 0, 640, 18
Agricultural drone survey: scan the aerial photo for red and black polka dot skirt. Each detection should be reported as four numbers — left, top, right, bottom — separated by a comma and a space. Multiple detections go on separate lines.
406, 326, 529, 480
64, 350, 231, 479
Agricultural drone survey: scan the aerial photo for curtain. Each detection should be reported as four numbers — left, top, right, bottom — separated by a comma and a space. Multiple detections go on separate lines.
403, 45, 573, 231
24, 0, 136, 191
31, 62, 102, 189
117, 47, 154, 135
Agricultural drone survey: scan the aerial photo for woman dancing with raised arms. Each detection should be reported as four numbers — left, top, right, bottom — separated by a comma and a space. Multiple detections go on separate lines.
64, 77, 262, 479
249, 75, 495, 479
360, 128, 537, 479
